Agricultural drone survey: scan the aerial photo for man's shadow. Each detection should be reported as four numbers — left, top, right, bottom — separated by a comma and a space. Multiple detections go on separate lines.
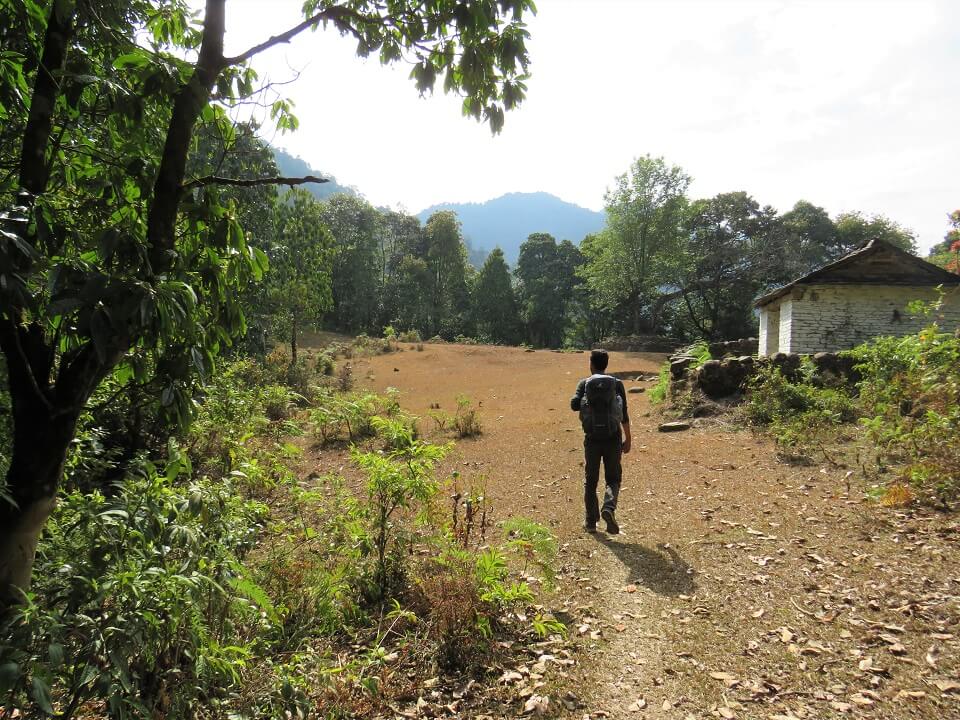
590, 535, 695, 596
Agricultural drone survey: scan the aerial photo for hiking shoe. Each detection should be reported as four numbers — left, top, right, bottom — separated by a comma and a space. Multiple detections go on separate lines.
583, 522, 597, 533
601, 509, 620, 535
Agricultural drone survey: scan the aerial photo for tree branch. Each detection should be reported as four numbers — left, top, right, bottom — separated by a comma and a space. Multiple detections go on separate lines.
18, 1, 75, 198
0, 320, 53, 414
222, 6, 374, 67
182, 174, 328, 191
146, 0, 226, 271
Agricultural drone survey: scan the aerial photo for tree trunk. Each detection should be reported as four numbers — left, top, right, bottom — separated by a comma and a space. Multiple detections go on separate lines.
0, 400, 79, 607
290, 311, 298, 364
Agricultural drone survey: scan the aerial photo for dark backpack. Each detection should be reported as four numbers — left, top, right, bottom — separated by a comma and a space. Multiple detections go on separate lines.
579, 374, 623, 439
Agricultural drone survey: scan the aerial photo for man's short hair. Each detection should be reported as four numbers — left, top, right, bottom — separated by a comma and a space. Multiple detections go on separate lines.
590, 349, 609, 372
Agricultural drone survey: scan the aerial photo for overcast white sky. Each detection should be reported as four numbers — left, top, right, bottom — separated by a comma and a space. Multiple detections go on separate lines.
221, 0, 959, 252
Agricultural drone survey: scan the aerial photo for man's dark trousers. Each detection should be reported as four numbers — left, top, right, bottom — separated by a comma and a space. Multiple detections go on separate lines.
583, 435, 622, 525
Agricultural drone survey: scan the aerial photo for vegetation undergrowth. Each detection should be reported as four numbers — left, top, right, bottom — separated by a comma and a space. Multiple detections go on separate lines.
0, 351, 561, 718
744, 320, 960, 506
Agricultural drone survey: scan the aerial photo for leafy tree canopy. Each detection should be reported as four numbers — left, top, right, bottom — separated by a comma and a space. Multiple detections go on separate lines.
0, 0, 536, 603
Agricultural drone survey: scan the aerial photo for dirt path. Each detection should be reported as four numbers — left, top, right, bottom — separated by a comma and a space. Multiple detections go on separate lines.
315, 343, 960, 720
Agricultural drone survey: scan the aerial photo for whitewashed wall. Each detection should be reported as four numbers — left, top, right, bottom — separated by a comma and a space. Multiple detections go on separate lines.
778, 300, 793, 352
758, 306, 780, 355
774, 284, 960, 354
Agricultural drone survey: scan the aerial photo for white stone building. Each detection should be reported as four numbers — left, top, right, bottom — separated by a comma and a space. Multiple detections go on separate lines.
755, 239, 960, 356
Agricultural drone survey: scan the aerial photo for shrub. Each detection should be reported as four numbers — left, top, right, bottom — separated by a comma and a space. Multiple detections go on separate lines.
744, 323, 960, 504
501, 517, 559, 589
745, 365, 856, 461
411, 551, 489, 670
264, 345, 291, 379
309, 391, 382, 445
398, 329, 421, 343
352, 437, 450, 599
315, 351, 335, 376
851, 327, 960, 504
263, 384, 295, 421
450, 483, 490, 549
453, 394, 482, 437
428, 409, 453, 432
0, 457, 270, 719
283, 358, 316, 402
371, 414, 419, 452
352, 334, 393, 356
337, 362, 353, 392
410, 532, 562, 671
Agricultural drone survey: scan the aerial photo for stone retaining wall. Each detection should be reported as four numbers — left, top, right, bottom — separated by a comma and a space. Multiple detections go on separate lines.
602, 335, 684, 353
668, 350, 860, 400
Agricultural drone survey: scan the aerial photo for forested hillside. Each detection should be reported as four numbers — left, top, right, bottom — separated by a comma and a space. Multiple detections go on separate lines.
417, 191, 605, 264
251, 152, 925, 349
272, 148, 357, 200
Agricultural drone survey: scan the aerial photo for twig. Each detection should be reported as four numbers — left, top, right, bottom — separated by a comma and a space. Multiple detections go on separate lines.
790, 597, 817, 618
222, 6, 376, 66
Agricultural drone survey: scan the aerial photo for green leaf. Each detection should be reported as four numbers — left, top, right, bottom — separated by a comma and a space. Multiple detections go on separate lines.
48, 643, 65, 666
229, 576, 280, 624
0, 662, 20, 694
113, 51, 151, 70
31, 675, 54, 715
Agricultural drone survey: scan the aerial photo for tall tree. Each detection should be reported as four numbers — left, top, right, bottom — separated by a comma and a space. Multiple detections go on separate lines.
379, 210, 425, 331
0, 0, 536, 604
269, 189, 333, 362
515, 233, 582, 347
471, 247, 520, 343
780, 200, 837, 273
674, 192, 782, 339
834, 212, 917, 256
424, 210, 471, 337
323, 194, 382, 333
582, 156, 691, 334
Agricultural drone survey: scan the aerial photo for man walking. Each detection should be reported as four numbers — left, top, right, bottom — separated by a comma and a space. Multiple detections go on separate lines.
570, 349, 631, 534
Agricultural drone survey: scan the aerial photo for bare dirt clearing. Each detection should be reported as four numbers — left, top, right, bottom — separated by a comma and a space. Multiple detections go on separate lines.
309, 343, 960, 720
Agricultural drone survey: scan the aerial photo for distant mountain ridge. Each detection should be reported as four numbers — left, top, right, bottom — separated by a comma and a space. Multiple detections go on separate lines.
417, 192, 605, 265
270, 149, 605, 267
272, 148, 357, 200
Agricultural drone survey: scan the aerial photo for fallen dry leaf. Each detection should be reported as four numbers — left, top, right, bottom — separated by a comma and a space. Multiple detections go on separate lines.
934, 680, 960, 694
523, 694, 550, 715
895, 690, 926, 700
709, 671, 739, 687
